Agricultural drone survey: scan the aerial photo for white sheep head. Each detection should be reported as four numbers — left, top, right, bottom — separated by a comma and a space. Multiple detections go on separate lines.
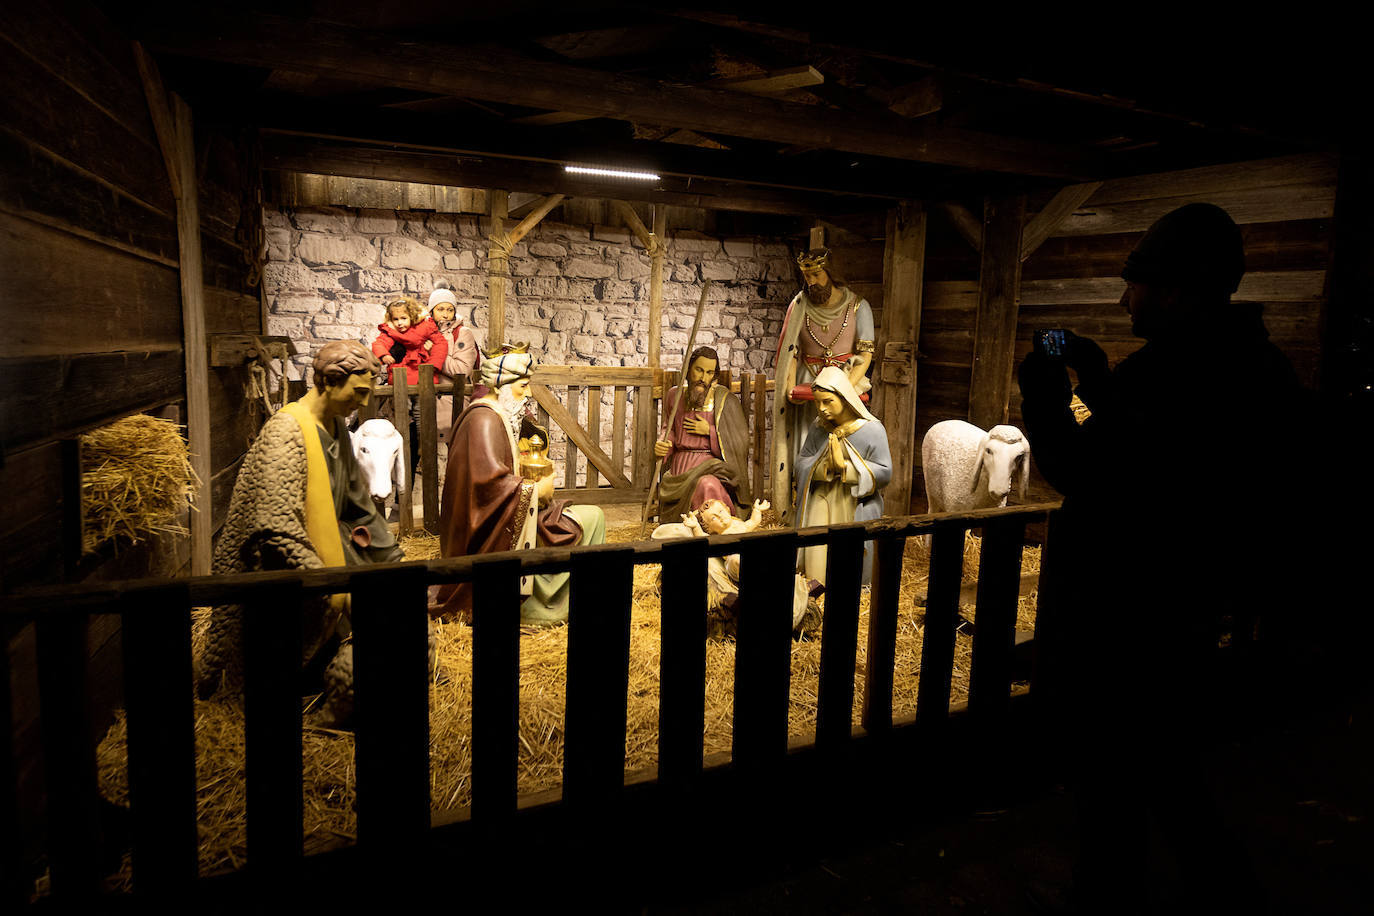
970, 425, 1029, 505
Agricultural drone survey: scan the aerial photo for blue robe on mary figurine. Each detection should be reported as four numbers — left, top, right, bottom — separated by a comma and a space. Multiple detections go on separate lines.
792, 366, 892, 585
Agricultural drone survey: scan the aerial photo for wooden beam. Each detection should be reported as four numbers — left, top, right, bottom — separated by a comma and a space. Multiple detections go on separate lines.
649, 207, 665, 370
700, 65, 824, 94
939, 202, 983, 253
147, 16, 1105, 179
968, 195, 1026, 431
260, 136, 882, 217
506, 193, 564, 246
131, 43, 181, 202
1021, 182, 1102, 261
874, 203, 925, 516
809, 224, 826, 249
507, 192, 544, 218
876, 76, 943, 120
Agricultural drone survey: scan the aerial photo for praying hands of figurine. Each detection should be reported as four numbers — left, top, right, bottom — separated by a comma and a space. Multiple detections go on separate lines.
825, 434, 849, 480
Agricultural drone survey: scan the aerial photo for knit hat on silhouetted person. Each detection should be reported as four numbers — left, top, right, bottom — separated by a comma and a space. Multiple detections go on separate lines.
1120, 203, 1246, 294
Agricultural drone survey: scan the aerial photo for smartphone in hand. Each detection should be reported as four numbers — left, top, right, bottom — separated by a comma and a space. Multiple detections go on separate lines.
1033, 328, 1069, 359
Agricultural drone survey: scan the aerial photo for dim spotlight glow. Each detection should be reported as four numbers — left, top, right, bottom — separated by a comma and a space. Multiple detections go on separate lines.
564, 165, 660, 181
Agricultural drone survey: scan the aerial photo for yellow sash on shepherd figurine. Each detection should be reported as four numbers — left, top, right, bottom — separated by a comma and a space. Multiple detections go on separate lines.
281, 401, 347, 569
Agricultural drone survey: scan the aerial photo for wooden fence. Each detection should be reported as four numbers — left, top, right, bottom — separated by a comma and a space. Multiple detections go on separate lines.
360, 365, 777, 531
1, 503, 1063, 906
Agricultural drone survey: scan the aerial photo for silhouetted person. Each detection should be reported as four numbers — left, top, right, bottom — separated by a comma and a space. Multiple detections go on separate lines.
1019, 203, 1309, 913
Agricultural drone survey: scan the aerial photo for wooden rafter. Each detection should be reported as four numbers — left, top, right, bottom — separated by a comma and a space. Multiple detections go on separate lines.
1020, 182, 1103, 261
146, 16, 1105, 179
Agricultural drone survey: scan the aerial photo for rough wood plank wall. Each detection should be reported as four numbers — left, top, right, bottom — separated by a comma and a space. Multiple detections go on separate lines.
911, 153, 1337, 508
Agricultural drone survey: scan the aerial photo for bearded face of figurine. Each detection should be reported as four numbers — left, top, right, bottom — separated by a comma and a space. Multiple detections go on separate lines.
685, 353, 718, 408
802, 266, 833, 305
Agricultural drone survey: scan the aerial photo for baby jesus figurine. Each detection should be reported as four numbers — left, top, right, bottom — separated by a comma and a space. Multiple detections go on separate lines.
651, 498, 821, 638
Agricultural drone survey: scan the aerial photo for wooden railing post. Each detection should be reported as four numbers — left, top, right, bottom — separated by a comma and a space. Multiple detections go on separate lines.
563, 548, 634, 808
471, 557, 522, 825
243, 581, 305, 879
351, 566, 432, 853
391, 365, 413, 535
752, 374, 767, 501
968, 516, 1026, 724
917, 522, 965, 729
658, 538, 708, 791
419, 364, 439, 533
732, 532, 796, 771
564, 384, 581, 490
121, 584, 198, 893
816, 530, 866, 749
35, 610, 102, 899
861, 536, 906, 734
586, 386, 602, 488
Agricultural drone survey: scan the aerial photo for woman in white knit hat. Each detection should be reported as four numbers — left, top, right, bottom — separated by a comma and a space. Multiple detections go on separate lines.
427, 279, 483, 479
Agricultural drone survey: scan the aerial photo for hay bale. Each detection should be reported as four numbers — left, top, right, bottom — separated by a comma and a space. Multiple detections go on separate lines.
80, 415, 198, 554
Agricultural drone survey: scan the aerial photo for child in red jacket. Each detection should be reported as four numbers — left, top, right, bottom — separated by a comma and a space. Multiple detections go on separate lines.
371, 297, 448, 482
371, 296, 448, 386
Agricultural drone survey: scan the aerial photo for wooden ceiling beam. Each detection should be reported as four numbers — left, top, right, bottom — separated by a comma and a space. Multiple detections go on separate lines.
144, 15, 1105, 179
260, 135, 885, 216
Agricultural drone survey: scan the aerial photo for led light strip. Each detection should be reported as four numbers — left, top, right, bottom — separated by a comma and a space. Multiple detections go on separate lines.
564, 165, 661, 181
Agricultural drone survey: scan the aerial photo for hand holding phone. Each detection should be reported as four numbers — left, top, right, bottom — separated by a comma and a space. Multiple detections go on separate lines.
1034, 328, 1069, 359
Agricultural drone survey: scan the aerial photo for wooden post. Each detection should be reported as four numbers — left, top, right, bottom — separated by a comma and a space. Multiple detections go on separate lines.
351, 567, 431, 852
391, 366, 413, 535
563, 548, 634, 809
968, 516, 1026, 724
752, 375, 767, 503
471, 557, 522, 825
611, 201, 667, 370
243, 581, 305, 880
809, 224, 826, 249
649, 207, 666, 369
968, 195, 1026, 430
917, 523, 965, 728
564, 385, 580, 490
122, 585, 198, 893
487, 190, 508, 345
658, 538, 708, 791
815, 530, 865, 749
874, 203, 926, 516
418, 365, 439, 533
732, 533, 795, 771
861, 537, 905, 734
488, 191, 563, 346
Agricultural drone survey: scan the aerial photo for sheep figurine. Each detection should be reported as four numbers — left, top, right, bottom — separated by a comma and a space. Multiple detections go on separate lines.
921, 419, 1029, 514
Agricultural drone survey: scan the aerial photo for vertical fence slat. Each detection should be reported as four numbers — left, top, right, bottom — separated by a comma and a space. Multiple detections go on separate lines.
564, 385, 580, 489
658, 538, 707, 791
419, 365, 440, 533
351, 567, 431, 848
391, 366, 413, 535
917, 523, 965, 727
471, 557, 522, 824
611, 386, 627, 485
450, 376, 466, 431
752, 375, 767, 502
358, 391, 377, 422
861, 536, 906, 735
1030, 509, 1064, 699
1, 619, 24, 907
816, 530, 865, 749
738, 373, 752, 431
35, 611, 101, 898
633, 382, 652, 488
563, 547, 634, 807
968, 516, 1026, 723
122, 584, 198, 892
733, 532, 795, 770
243, 581, 305, 875
586, 385, 602, 488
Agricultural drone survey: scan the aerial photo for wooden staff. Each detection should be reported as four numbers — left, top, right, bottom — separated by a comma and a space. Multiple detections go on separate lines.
641, 280, 712, 535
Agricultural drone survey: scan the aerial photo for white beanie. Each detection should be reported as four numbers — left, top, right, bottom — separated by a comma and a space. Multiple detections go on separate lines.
429, 287, 458, 308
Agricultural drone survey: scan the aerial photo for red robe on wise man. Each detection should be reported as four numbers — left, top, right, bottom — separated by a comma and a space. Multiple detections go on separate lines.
656, 383, 752, 522
430, 401, 581, 618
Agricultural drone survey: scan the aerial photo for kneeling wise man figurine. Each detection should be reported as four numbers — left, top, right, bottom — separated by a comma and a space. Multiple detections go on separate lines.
430, 343, 605, 623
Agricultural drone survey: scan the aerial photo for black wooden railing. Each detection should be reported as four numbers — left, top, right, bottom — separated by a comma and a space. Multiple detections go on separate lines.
1, 503, 1064, 905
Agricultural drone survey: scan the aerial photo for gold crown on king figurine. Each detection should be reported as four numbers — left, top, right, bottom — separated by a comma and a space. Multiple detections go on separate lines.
796, 248, 831, 272
480, 341, 531, 359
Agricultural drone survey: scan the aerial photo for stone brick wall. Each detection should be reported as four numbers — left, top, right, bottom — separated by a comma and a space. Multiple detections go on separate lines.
262, 204, 797, 381
262, 204, 795, 485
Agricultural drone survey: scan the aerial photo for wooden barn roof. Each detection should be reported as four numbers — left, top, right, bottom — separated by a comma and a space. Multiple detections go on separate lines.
118, 5, 1358, 217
